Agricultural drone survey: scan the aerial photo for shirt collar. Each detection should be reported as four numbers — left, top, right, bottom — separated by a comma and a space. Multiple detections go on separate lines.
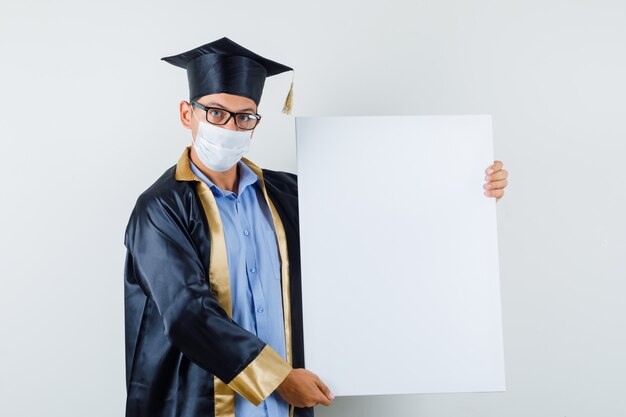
188, 156, 259, 198
175, 146, 266, 191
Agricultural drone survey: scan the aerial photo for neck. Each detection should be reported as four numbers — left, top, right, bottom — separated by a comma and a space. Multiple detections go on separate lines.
190, 147, 239, 193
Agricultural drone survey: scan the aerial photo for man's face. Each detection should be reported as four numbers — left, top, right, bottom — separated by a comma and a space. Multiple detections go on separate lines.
180, 93, 259, 139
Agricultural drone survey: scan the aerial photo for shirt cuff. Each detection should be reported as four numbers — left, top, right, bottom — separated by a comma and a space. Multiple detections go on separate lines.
227, 344, 293, 406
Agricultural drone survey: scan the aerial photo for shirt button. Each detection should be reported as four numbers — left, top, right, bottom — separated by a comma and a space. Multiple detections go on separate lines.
244, 230, 250, 236
257, 307, 264, 313
249, 267, 256, 273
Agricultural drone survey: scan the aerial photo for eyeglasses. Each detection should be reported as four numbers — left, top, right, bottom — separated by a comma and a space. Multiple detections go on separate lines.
191, 101, 262, 130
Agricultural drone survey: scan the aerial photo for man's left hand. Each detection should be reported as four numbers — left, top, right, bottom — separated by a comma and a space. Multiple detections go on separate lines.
483, 160, 508, 202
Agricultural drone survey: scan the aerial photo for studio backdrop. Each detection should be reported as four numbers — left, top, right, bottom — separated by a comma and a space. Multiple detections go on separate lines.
0, 1, 624, 416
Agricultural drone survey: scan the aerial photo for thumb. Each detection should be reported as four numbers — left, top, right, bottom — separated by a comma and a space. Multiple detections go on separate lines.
315, 377, 334, 402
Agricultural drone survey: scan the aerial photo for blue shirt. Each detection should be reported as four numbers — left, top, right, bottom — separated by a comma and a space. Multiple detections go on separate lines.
190, 160, 289, 417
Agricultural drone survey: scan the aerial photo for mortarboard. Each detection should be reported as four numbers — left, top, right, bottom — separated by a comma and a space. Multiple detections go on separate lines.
161, 37, 294, 114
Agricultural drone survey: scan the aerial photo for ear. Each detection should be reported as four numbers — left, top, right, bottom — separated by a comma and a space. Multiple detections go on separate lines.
179, 100, 193, 129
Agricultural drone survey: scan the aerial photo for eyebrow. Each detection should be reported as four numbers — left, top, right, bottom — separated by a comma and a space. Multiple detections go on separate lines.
204, 102, 256, 113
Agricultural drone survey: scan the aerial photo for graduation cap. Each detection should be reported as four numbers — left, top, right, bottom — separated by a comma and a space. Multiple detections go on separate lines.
161, 37, 294, 114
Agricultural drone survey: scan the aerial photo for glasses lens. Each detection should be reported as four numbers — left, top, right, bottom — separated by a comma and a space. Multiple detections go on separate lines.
235, 114, 259, 130
205, 108, 230, 125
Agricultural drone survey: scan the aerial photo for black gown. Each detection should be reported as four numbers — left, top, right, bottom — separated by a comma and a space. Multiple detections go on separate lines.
124, 147, 312, 417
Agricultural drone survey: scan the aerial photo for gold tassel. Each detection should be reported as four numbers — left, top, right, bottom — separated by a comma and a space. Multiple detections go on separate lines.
282, 71, 294, 115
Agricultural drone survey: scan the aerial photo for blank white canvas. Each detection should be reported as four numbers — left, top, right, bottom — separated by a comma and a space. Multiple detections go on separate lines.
295, 115, 505, 397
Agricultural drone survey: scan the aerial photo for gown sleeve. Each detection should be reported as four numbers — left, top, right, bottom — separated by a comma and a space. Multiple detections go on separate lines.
124, 192, 292, 406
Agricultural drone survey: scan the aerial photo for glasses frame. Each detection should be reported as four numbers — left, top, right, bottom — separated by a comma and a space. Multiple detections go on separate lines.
191, 101, 262, 131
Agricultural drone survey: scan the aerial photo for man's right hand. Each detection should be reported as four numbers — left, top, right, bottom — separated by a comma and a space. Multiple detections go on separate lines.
276, 368, 334, 408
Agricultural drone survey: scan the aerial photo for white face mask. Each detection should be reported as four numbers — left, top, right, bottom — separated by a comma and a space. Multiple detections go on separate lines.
191, 109, 253, 172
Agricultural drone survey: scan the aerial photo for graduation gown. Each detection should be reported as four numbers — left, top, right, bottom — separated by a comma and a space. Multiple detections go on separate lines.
124, 147, 312, 417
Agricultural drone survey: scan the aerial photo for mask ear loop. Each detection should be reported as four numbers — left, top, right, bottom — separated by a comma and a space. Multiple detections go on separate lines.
190, 102, 200, 122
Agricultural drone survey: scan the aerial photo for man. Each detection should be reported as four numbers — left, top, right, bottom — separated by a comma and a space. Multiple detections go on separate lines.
123, 37, 509, 417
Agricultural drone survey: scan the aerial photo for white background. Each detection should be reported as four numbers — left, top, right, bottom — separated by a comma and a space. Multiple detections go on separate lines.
1, 1, 624, 416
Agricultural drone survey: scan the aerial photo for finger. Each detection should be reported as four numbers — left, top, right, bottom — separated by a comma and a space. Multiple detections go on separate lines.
484, 179, 508, 190
315, 378, 334, 401
486, 160, 503, 174
316, 391, 332, 406
484, 189, 504, 199
303, 400, 317, 408
485, 170, 508, 182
